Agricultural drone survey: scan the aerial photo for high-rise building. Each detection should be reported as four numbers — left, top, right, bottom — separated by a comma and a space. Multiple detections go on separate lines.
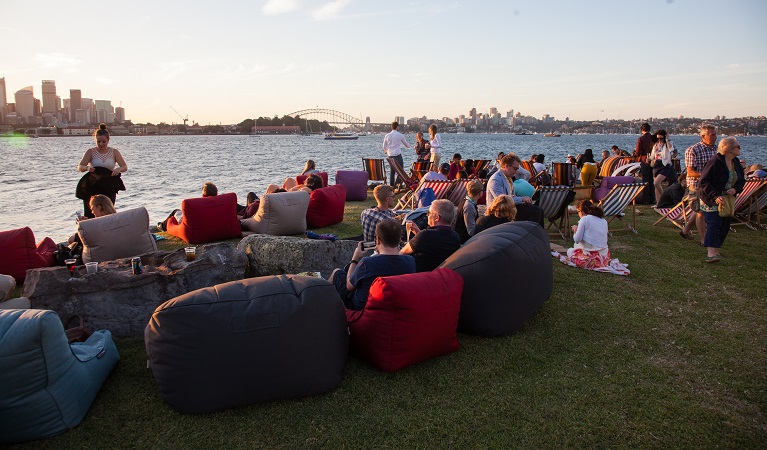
42, 80, 58, 114
95, 100, 114, 123
69, 89, 82, 122
0, 77, 6, 123
489, 107, 498, 115
115, 106, 125, 123
14, 86, 35, 122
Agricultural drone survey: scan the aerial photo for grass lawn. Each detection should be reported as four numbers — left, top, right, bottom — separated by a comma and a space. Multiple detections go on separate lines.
8, 201, 767, 448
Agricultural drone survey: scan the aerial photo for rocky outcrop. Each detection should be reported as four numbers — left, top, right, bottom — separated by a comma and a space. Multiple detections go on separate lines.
22, 242, 247, 337
237, 235, 358, 279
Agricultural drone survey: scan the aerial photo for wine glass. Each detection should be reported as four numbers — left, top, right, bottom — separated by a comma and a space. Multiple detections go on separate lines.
65, 259, 77, 281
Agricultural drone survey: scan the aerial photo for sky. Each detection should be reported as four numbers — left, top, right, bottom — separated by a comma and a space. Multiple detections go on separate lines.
2, 0, 766, 125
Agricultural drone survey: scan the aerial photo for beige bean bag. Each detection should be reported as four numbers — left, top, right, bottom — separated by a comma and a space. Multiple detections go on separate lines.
241, 191, 310, 236
78, 207, 157, 263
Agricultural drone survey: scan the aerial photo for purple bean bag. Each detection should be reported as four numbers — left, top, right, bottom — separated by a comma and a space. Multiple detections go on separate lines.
335, 170, 368, 201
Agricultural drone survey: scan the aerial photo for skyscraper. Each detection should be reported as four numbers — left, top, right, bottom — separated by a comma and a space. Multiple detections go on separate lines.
15, 86, 35, 123
115, 106, 125, 123
69, 89, 82, 122
42, 80, 58, 114
0, 77, 6, 123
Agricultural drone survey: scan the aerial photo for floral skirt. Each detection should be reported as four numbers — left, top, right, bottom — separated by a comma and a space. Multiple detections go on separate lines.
566, 243, 610, 269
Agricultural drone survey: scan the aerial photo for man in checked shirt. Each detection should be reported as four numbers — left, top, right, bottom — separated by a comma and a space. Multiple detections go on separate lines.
680, 125, 718, 244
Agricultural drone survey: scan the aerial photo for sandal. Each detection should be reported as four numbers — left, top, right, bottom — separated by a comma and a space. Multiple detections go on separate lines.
705, 254, 722, 263
679, 231, 693, 240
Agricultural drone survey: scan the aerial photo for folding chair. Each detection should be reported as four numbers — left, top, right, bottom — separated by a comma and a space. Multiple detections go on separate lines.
520, 160, 547, 187
754, 187, 767, 229
731, 178, 767, 231
612, 162, 642, 177
596, 183, 645, 234
473, 159, 491, 173
598, 156, 631, 179
536, 185, 574, 238
410, 161, 431, 181
386, 156, 419, 193
362, 158, 386, 185
444, 179, 472, 206
653, 199, 694, 230
394, 179, 454, 211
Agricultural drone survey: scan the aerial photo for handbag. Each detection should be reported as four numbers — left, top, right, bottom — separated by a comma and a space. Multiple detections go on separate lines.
717, 194, 736, 218
64, 315, 91, 343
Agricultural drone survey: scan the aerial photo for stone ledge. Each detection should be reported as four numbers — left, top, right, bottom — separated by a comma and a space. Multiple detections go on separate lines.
22, 242, 247, 337
237, 234, 358, 279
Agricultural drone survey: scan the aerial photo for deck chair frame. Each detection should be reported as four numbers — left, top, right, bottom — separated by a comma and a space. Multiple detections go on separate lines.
362, 158, 386, 185
730, 178, 767, 231
536, 185, 573, 239
653, 198, 694, 231
596, 182, 645, 234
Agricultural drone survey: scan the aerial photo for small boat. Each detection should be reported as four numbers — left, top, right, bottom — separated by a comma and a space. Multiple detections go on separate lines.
324, 132, 358, 140
544, 132, 561, 137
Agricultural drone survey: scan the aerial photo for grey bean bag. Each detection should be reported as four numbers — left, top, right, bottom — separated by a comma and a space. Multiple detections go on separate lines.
145, 275, 348, 414
439, 221, 552, 336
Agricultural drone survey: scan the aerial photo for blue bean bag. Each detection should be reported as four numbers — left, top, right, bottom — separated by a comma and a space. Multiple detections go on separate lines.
145, 275, 349, 414
0, 310, 120, 444
439, 221, 552, 336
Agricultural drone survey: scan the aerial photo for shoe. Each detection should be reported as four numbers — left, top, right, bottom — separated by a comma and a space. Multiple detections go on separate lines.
679, 231, 693, 240
705, 254, 722, 263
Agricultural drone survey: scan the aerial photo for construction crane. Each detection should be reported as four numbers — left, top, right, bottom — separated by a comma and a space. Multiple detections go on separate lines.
170, 106, 189, 126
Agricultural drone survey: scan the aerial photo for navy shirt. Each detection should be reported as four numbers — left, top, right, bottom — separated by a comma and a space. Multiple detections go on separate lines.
349, 254, 416, 310
408, 225, 461, 272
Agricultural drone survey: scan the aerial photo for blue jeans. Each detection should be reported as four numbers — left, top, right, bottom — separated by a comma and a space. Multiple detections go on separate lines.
703, 211, 731, 249
388, 154, 404, 186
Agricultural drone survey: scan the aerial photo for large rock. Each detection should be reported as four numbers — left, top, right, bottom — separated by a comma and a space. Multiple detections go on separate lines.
22, 243, 247, 337
238, 235, 358, 279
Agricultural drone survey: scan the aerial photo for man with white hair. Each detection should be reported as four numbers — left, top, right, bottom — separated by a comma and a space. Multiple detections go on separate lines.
680, 125, 717, 244
401, 199, 461, 272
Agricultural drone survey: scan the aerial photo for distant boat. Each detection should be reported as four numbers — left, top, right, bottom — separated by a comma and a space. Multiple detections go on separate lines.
324, 132, 358, 140
515, 131, 532, 135
544, 132, 561, 137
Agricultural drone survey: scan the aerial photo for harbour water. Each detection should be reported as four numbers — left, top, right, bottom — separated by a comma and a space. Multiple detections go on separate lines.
2, 133, 766, 243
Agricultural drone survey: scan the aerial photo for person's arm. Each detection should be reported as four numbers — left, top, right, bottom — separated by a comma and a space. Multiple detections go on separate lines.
382, 135, 388, 154
573, 218, 585, 244
400, 134, 410, 149
633, 137, 641, 158
465, 203, 477, 236
432, 134, 442, 151
112, 149, 128, 176
400, 242, 414, 255
77, 149, 93, 172
346, 242, 369, 291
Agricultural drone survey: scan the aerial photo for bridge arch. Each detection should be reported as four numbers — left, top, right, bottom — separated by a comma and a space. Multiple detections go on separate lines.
288, 108, 366, 130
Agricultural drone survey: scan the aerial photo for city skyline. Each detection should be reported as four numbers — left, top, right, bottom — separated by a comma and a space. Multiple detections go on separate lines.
2, 1, 766, 125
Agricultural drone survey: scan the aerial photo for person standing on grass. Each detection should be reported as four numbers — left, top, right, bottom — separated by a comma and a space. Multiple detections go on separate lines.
382, 121, 410, 187
699, 137, 745, 263
633, 123, 656, 204
680, 125, 718, 243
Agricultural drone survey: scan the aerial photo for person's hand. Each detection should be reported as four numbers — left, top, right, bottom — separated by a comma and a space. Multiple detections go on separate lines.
715, 196, 724, 205
111, 168, 121, 176
522, 196, 532, 204
353, 241, 369, 261
726, 188, 736, 196
87, 165, 94, 173
406, 221, 420, 234
425, 143, 431, 149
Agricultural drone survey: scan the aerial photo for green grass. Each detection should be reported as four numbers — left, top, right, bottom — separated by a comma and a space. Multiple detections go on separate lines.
8, 204, 767, 448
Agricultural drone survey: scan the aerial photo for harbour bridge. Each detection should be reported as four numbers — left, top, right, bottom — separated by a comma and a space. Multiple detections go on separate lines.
287, 108, 389, 130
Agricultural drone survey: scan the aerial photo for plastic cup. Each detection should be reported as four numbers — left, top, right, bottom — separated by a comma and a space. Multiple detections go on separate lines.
85, 262, 98, 274
185, 247, 196, 262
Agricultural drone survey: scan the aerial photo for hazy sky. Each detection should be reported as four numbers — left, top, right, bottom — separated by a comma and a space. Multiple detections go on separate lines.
2, 0, 766, 125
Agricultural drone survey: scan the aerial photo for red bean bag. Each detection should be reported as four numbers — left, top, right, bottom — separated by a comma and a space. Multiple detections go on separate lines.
306, 184, 346, 228
335, 171, 368, 201
296, 172, 328, 188
0, 227, 56, 283
166, 192, 242, 244
345, 268, 463, 372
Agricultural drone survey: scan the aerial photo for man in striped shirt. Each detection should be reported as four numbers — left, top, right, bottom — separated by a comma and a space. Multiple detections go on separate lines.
680, 125, 717, 243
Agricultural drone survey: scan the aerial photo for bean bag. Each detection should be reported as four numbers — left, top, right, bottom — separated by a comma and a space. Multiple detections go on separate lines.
78, 206, 157, 263
307, 184, 346, 228
145, 275, 348, 414
0, 309, 119, 443
594, 176, 634, 202
335, 170, 368, 201
513, 179, 535, 198
0, 227, 56, 283
166, 192, 242, 244
345, 268, 463, 372
296, 171, 328, 188
241, 191, 310, 236
439, 221, 552, 337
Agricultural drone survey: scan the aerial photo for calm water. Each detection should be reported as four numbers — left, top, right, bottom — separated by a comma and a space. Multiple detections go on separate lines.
2, 133, 766, 242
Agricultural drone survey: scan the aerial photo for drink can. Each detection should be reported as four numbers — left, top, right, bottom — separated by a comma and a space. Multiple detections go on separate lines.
131, 257, 142, 275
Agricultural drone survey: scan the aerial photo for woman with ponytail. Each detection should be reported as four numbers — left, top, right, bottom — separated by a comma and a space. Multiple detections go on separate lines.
566, 199, 610, 269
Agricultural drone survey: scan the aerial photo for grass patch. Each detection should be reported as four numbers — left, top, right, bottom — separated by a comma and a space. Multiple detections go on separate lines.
7, 204, 767, 448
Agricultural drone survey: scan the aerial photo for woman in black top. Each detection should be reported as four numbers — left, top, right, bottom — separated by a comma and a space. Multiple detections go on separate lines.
474, 195, 517, 235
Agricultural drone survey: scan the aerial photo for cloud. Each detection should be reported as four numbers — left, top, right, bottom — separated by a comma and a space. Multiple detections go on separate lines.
311, 0, 352, 20
263, 0, 299, 15
35, 53, 82, 73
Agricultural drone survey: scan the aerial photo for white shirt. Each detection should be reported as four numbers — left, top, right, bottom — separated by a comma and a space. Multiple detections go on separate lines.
533, 162, 546, 173
382, 130, 410, 157
573, 214, 608, 249
429, 133, 442, 155
422, 171, 447, 181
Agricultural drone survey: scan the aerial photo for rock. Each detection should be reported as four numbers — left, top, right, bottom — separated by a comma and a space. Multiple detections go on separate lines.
237, 235, 358, 279
22, 242, 247, 337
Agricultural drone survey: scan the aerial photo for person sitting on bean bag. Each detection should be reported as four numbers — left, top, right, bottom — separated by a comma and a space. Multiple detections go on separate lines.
401, 199, 461, 272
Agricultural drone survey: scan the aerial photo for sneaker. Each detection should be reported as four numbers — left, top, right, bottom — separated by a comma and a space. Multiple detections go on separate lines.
705, 254, 722, 263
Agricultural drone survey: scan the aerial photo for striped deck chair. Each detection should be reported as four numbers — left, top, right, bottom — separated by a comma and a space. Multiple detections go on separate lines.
731, 178, 767, 231
536, 185, 573, 238
444, 179, 472, 206
362, 158, 386, 184
520, 160, 546, 186
653, 199, 694, 230
598, 156, 631, 179
386, 156, 419, 193
755, 186, 767, 229
596, 183, 645, 234
473, 159, 491, 173
394, 179, 455, 211
612, 162, 642, 177
410, 161, 431, 180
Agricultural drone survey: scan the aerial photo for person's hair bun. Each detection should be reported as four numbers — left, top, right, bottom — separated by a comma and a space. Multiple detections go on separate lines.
99, 123, 107, 130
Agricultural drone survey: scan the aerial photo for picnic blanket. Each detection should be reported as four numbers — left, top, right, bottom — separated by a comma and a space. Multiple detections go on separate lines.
551, 250, 630, 276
